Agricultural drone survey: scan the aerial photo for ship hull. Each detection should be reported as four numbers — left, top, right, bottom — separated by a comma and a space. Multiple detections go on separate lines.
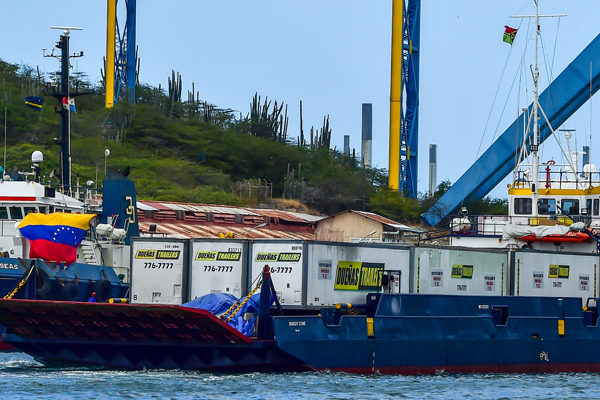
2, 294, 600, 374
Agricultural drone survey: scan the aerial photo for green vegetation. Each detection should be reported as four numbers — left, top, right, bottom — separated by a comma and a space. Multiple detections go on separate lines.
0, 60, 507, 225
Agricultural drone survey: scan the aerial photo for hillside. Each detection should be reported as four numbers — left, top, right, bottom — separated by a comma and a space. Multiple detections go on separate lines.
0, 60, 506, 224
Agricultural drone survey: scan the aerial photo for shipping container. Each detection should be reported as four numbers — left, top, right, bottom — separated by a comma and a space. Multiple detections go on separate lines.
513, 249, 598, 299
306, 242, 411, 307
249, 240, 306, 307
130, 238, 189, 305
414, 246, 509, 296
188, 239, 248, 300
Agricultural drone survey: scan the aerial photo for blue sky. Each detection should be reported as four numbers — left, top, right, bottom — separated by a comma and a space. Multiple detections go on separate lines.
2, 1, 600, 198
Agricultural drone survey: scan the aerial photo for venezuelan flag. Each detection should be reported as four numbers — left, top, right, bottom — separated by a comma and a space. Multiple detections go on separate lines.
18, 213, 96, 264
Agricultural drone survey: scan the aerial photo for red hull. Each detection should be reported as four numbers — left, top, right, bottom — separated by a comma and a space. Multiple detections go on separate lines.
0, 341, 17, 352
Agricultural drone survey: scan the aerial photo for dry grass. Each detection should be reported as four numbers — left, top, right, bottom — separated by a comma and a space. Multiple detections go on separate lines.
264, 198, 321, 215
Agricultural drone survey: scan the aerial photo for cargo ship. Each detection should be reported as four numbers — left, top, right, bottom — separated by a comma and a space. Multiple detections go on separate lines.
0, 267, 599, 374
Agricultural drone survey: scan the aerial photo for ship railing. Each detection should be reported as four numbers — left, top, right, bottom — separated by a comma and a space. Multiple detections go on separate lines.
449, 213, 589, 237
418, 228, 451, 244
39, 180, 104, 207
513, 168, 600, 189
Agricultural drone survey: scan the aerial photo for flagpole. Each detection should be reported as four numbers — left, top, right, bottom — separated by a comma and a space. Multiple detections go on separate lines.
3, 106, 6, 180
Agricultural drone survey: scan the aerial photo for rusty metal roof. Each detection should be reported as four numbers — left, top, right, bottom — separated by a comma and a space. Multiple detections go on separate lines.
136, 200, 320, 240
138, 221, 315, 240
137, 201, 322, 222
137, 201, 260, 216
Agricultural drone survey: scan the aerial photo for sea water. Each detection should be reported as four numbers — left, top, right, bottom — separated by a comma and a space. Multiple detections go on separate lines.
0, 352, 596, 400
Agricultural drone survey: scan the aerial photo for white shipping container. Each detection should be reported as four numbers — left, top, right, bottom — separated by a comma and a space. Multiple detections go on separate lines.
130, 238, 188, 305
250, 241, 305, 306
414, 246, 509, 296
189, 239, 247, 299
514, 250, 598, 299
306, 242, 410, 307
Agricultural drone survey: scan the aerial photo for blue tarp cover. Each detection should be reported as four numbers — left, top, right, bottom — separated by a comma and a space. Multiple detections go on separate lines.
183, 293, 261, 337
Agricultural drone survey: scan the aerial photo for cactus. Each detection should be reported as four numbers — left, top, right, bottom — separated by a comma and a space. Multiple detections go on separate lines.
168, 69, 182, 118
247, 92, 288, 142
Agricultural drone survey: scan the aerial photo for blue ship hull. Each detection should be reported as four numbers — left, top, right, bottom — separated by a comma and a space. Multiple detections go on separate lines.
1, 293, 600, 374
0, 257, 127, 302
272, 294, 600, 374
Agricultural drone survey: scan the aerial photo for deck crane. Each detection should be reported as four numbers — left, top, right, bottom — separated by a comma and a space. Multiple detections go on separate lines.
423, 32, 600, 226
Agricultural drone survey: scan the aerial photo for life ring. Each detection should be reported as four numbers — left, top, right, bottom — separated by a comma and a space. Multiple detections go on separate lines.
59, 282, 79, 301
36, 270, 57, 299
92, 280, 112, 302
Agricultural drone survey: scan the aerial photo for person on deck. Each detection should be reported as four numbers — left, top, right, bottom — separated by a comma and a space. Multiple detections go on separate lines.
87, 292, 97, 302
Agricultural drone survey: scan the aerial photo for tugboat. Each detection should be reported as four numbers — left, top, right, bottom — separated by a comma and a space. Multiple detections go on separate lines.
0, 152, 130, 303
0, 26, 133, 319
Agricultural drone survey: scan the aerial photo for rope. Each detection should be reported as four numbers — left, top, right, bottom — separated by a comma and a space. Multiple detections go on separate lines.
221, 278, 262, 323
3, 265, 35, 300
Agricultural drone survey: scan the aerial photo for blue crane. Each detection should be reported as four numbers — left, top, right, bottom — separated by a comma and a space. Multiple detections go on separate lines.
423, 32, 600, 226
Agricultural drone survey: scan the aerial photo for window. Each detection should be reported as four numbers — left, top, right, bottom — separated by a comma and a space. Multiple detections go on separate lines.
9, 207, 22, 220
514, 198, 532, 215
0, 207, 8, 219
586, 199, 592, 215
537, 198, 556, 215
561, 199, 579, 216
24, 207, 37, 215
594, 199, 599, 216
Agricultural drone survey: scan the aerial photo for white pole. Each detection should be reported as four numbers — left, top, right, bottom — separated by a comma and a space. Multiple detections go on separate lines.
532, 0, 539, 212
3, 107, 6, 179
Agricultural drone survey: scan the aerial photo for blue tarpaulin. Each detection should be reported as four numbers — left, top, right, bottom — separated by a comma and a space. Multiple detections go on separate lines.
183, 293, 262, 337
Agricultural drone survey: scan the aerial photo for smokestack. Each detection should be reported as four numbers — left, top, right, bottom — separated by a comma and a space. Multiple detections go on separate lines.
429, 144, 437, 196
344, 135, 350, 156
361, 103, 372, 167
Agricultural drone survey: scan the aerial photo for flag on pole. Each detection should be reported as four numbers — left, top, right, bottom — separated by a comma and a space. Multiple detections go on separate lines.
24, 96, 43, 111
69, 98, 76, 113
62, 97, 69, 109
503, 26, 518, 45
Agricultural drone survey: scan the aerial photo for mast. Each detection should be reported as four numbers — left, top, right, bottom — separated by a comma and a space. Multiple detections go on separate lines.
532, 0, 540, 200
44, 26, 90, 195
510, 2, 566, 215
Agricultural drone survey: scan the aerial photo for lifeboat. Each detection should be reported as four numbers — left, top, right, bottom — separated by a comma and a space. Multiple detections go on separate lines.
519, 230, 590, 243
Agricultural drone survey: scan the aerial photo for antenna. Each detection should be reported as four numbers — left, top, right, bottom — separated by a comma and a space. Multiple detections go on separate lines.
50, 26, 83, 36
